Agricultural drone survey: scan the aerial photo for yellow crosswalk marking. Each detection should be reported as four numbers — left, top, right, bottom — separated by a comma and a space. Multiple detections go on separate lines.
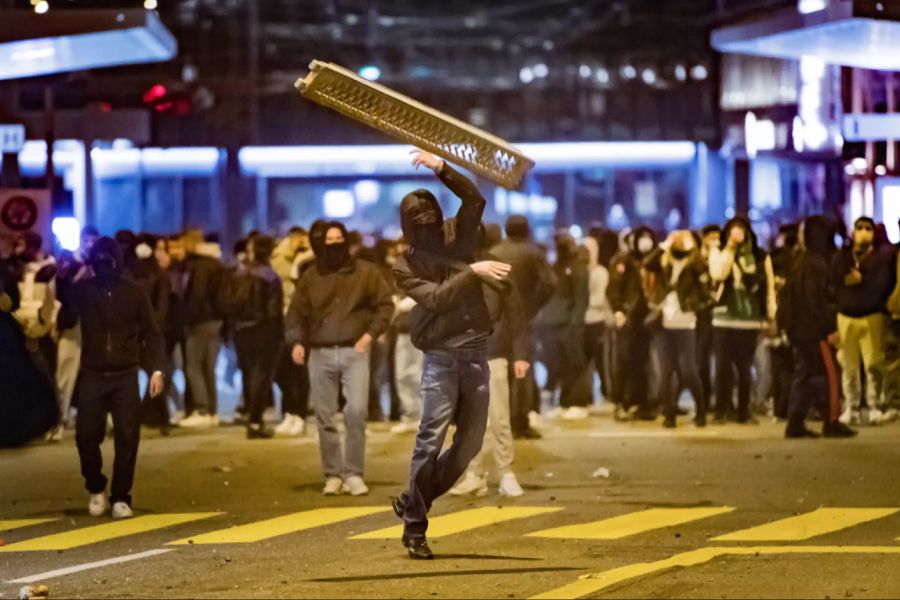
713, 507, 899, 541
531, 545, 900, 599
351, 506, 563, 540
168, 507, 391, 545
526, 507, 734, 540
0, 519, 57, 532
0, 513, 221, 552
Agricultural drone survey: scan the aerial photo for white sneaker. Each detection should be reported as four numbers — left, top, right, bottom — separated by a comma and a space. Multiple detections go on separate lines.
882, 408, 899, 423
275, 414, 296, 435
342, 476, 370, 496
169, 410, 185, 425
45, 425, 64, 443
390, 419, 420, 434
528, 411, 543, 429
546, 407, 564, 419
88, 493, 109, 517
448, 472, 488, 497
562, 406, 590, 421
111, 502, 134, 519
867, 408, 885, 425
290, 416, 306, 436
498, 472, 524, 498
178, 413, 214, 428
322, 477, 344, 496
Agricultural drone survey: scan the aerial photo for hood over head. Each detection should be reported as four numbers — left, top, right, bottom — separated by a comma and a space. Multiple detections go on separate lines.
630, 226, 657, 257
801, 215, 835, 258
308, 219, 329, 258
90, 236, 125, 281
400, 189, 444, 251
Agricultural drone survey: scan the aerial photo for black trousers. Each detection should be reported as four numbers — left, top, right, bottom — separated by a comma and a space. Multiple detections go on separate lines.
75, 370, 142, 506
770, 345, 793, 420
787, 338, 840, 434
585, 322, 613, 399
235, 324, 282, 426
275, 345, 309, 418
713, 328, 758, 420
654, 329, 707, 418
613, 323, 651, 410
695, 312, 714, 402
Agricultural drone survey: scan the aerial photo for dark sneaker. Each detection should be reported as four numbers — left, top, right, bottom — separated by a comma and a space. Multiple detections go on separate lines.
402, 534, 433, 560
246, 425, 274, 439
663, 416, 676, 429
513, 428, 543, 440
694, 414, 707, 428
823, 421, 857, 438
391, 496, 407, 519
634, 408, 657, 421
785, 427, 820, 439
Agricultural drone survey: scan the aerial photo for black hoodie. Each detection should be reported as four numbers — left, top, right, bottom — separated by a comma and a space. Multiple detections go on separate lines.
392, 163, 491, 351
782, 216, 837, 342
58, 237, 165, 373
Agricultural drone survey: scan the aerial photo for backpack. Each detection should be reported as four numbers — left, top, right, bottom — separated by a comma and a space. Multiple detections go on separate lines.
219, 268, 263, 324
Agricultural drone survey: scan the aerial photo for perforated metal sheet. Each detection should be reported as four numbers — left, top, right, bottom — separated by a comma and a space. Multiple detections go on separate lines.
296, 60, 535, 190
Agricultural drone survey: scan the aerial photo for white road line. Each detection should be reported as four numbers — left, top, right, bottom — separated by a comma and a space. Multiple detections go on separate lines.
5, 548, 174, 584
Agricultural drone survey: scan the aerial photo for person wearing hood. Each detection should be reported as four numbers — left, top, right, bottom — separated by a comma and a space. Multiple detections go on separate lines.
778, 216, 856, 438
285, 221, 394, 497
491, 215, 556, 439
390, 149, 510, 560
57, 237, 166, 518
607, 226, 658, 420
273, 227, 314, 437
642, 231, 711, 427
831, 217, 896, 425
536, 232, 591, 419
708, 217, 776, 424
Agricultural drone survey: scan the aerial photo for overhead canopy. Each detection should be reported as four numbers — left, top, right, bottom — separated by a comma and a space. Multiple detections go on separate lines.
711, 0, 900, 71
0, 9, 176, 81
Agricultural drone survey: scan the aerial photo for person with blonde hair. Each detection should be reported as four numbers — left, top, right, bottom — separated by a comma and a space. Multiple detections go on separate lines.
642, 230, 712, 427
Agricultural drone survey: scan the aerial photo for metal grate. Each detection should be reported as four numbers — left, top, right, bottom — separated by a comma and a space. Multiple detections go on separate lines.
296, 60, 535, 190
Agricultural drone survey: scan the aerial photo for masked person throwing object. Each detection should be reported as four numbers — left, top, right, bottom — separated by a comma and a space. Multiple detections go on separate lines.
390, 149, 511, 560
57, 237, 165, 519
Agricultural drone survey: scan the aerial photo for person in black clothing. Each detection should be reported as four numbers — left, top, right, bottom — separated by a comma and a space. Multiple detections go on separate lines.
491, 215, 556, 439
390, 149, 511, 560
769, 224, 799, 420
779, 217, 856, 438
832, 217, 896, 424
286, 221, 394, 497
233, 236, 284, 439
57, 237, 165, 518
696, 225, 722, 403
607, 226, 658, 420
535, 232, 591, 417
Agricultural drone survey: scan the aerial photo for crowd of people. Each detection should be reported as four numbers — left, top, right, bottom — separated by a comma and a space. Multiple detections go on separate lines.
3, 167, 900, 521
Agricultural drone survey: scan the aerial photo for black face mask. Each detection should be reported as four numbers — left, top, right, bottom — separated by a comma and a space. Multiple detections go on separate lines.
671, 248, 691, 260
323, 242, 349, 270
92, 256, 120, 281
415, 223, 445, 251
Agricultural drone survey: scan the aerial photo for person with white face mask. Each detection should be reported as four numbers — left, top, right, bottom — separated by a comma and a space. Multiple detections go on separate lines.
642, 231, 712, 427
607, 226, 659, 421
832, 217, 895, 425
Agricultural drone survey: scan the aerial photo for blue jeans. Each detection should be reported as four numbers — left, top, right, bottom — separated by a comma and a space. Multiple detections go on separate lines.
401, 348, 490, 539
308, 346, 370, 479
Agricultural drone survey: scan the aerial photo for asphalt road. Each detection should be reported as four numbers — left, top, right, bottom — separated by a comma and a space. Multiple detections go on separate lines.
1, 411, 899, 599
